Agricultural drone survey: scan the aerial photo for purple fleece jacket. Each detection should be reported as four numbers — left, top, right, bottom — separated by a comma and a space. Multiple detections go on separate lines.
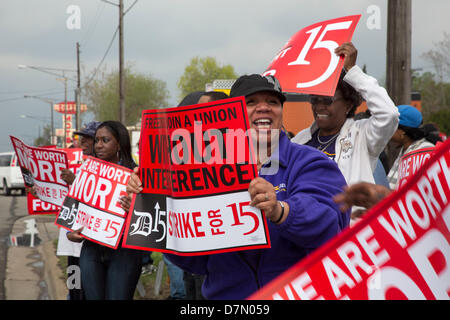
167, 131, 350, 299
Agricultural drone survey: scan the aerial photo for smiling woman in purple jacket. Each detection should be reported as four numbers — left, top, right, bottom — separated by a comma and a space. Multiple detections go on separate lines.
127, 75, 350, 300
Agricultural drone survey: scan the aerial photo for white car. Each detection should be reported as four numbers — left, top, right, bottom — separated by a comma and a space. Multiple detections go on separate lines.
0, 152, 25, 195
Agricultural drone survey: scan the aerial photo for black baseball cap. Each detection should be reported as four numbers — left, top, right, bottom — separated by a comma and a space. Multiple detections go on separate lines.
230, 74, 286, 104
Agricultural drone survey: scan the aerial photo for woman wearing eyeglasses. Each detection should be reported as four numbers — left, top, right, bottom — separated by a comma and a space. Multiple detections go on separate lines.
292, 42, 399, 187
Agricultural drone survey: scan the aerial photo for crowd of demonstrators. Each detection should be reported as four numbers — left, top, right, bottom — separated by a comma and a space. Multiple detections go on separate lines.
25, 38, 443, 301
292, 42, 399, 188
127, 74, 350, 300
67, 121, 142, 300
387, 105, 440, 189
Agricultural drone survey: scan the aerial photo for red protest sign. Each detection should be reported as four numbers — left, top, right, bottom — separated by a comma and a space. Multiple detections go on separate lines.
62, 147, 83, 164
55, 156, 132, 249
122, 97, 270, 255
249, 139, 450, 300
263, 15, 361, 96
20, 146, 82, 215
10, 136, 69, 207
398, 147, 435, 189
27, 193, 60, 215
25, 148, 83, 215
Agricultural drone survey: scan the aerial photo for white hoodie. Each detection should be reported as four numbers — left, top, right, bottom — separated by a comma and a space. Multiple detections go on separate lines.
292, 65, 399, 186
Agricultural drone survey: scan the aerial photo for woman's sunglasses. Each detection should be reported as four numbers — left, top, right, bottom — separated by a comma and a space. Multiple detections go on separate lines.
309, 95, 344, 106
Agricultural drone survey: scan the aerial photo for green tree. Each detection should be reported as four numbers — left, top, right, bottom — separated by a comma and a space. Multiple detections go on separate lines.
177, 56, 238, 100
412, 71, 450, 118
85, 67, 170, 126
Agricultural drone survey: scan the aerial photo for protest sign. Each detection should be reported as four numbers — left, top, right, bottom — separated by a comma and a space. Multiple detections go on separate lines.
10, 136, 69, 207
21, 146, 82, 215
27, 193, 60, 215
122, 97, 270, 255
27, 150, 83, 215
55, 156, 132, 249
62, 147, 84, 164
249, 140, 450, 300
398, 147, 435, 188
263, 15, 361, 96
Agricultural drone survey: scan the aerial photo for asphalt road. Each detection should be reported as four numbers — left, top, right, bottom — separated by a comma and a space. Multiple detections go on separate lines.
0, 192, 27, 299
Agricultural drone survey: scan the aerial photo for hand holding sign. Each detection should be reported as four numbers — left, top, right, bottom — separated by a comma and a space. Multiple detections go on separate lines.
335, 42, 358, 72
67, 227, 84, 242
249, 177, 286, 224
263, 15, 361, 96
126, 167, 143, 194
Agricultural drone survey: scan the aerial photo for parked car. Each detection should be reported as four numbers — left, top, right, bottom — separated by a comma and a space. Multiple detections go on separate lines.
0, 152, 25, 195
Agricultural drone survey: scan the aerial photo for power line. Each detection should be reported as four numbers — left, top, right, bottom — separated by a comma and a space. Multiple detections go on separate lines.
0, 97, 25, 103
0, 87, 70, 95
80, 1, 106, 48
0, 88, 75, 104
124, 0, 138, 15
33, 89, 75, 97
84, 26, 119, 86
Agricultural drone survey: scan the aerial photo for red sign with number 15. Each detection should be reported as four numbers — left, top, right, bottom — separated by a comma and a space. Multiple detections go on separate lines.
263, 15, 361, 96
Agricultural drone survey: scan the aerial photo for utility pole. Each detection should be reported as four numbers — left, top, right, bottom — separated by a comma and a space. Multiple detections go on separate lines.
119, 0, 126, 124
76, 42, 81, 131
386, 0, 412, 105
103, 0, 137, 124
63, 74, 68, 148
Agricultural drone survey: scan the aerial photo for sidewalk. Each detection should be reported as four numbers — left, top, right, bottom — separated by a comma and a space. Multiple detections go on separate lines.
4, 215, 171, 300
5, 215, 67, 300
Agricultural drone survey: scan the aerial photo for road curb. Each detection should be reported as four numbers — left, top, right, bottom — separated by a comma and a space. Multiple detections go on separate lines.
39, 241, 67, 300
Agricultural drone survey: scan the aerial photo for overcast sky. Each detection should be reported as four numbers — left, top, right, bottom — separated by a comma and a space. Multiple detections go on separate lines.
1, 0, 449, 152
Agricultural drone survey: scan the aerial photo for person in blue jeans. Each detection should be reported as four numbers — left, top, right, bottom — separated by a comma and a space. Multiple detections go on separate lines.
68, 121, 142, 300
163, 254, 186, 299
79, 240, 142, 299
